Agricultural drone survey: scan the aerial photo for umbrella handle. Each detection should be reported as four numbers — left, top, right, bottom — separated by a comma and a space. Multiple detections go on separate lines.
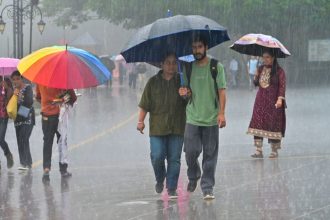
1, 75, 4, 95
177, 62, 184, 86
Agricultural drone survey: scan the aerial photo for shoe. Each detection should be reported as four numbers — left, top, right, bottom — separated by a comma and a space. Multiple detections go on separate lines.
42, 170, 50, 183
155, 182, 164, 194
203, 192, 215, 200
18, 165, 29, 170
61, 171, 72, 178
269, 152, 278, 159
168, 190, 178, 199
6, 153, 14, 168
42, 175, 50, 184
251, 152, 263, 158
59, 163, 72, 178
187, 180, 197, 192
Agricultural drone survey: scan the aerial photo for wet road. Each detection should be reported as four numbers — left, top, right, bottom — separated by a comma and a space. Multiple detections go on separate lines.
1, 80, 330, 220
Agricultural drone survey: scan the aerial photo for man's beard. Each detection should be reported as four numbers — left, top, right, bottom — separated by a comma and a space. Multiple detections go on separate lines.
193, 51, 207, 61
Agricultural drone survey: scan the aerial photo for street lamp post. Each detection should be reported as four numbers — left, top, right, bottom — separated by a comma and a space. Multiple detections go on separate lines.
0, 0, 45, 58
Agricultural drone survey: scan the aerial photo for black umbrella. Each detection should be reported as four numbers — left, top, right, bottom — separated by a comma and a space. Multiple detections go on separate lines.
121, 15, 230, 63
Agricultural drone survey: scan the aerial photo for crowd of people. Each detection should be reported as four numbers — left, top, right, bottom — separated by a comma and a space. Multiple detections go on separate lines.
0, 71, 77, 183
0, 36, 286, 201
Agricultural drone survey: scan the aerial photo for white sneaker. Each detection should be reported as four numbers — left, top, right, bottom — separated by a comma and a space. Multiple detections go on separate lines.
203, 192, 215, 200
168, 190, 178, 199
18, 165, 29, 170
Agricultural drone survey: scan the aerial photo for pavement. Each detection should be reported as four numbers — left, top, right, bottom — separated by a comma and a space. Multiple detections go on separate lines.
0, 80, 330, 220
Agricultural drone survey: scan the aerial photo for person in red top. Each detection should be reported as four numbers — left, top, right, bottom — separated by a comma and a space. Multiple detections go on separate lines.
0, 77, 14, 170
36, 84, 76, 182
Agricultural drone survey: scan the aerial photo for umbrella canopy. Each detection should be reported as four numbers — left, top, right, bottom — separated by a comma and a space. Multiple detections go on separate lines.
121, 14, 230, 63
0, 58, 20, 76
17, 46, 111, 89
230, 33, 291, 58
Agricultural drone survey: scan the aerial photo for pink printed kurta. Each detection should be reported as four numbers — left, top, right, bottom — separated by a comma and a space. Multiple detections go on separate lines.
247, 65, 286, 140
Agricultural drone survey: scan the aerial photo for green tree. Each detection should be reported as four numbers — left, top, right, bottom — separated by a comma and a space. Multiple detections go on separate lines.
42, 0, 90, 29
42, 0, 330, 84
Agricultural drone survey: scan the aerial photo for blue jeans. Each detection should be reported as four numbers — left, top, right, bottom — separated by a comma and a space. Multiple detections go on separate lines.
150, 135, 183, 190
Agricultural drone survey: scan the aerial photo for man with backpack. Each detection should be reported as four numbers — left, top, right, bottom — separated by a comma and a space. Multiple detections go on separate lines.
179, 35, 227, 200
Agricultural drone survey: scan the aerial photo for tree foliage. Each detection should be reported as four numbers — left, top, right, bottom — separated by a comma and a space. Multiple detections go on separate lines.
42, 0, 90, 29
42, 0, 330, 84
42, 0, 330, 39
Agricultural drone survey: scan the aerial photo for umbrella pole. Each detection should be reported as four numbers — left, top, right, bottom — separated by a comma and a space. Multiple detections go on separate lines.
177, 61, 184, 86
1, 74, 4, 95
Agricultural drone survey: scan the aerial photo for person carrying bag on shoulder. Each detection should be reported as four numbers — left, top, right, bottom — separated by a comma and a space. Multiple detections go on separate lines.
11, 71, 35, 170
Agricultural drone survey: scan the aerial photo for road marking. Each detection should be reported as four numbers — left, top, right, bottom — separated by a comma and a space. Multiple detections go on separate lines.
220, 154, 330, 163
31, 113, 138, 168
117, 201, 150, 206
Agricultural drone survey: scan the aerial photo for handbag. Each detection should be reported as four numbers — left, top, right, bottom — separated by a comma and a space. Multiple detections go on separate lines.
6, 95, 18, 120
17, 105, 31, 118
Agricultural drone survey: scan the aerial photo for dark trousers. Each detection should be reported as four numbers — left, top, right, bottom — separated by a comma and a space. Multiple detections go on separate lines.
119, 74, 124, 85
0, 118, 11, 156
42, 115, 59, 169
15, 124, 33, 167
128, 74, 137, 89
184, 123, 219, 193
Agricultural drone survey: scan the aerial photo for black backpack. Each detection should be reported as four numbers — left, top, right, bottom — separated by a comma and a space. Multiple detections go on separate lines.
184, 58, 219, 107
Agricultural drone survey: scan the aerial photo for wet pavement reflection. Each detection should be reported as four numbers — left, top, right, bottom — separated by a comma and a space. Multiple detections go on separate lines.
1, 81, 330, 219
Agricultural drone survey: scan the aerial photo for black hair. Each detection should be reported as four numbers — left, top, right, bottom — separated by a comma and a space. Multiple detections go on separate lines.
263, 49, 280, 85
192, 34, 208, 47
11, 70, 22, 78
254, 49, 281, 86
162, 51, 177, 62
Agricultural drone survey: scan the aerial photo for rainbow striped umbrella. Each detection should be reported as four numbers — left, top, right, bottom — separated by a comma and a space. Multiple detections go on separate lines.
230, 33, 291, 58
17, 46, 111, 89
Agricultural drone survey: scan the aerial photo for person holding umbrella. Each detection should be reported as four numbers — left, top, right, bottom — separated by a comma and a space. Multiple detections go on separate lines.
0, 77, 14, 170
179, 35, 227, 200
121, 15, 229, 200
248, 50, 286, 158
36, 85, 76, 181
17, 45, 110, 181
137, 52, 187, 199
0, 57, 20, 170
230, 33, 289, 158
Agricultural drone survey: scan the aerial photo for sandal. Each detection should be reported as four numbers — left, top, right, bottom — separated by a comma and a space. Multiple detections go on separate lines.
251, 149, 263, 158
269, 152, 278, 159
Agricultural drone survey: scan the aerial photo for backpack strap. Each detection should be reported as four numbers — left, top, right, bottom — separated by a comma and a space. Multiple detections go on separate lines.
210, 58, 219, 108
185, 59, 219, 108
